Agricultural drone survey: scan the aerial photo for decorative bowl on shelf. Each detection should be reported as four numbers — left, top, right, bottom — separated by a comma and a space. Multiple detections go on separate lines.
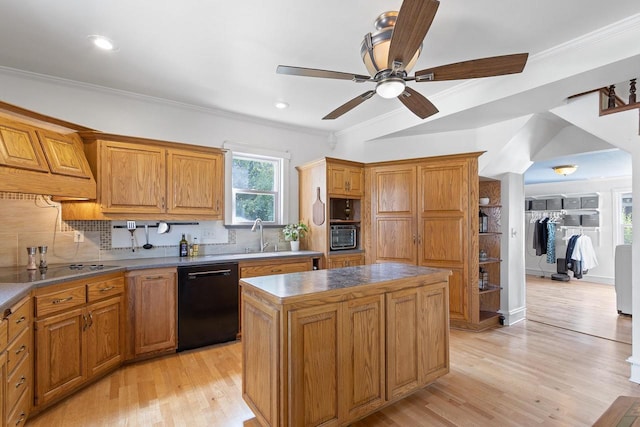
479, 197, 490, 205
479, 249, 488, 261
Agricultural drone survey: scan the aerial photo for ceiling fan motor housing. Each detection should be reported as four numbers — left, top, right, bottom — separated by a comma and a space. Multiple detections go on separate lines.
361, 11, 422, 76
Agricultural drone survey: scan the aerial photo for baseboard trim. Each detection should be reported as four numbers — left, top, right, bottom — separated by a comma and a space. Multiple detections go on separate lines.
627, 356, 640, 384
503, 306, 526, 326
525, 269, 613, 285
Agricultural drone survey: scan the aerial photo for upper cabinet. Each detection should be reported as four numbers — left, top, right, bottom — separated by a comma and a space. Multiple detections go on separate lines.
327, 161, 364, 197
36, 129, 93, 179
0, 111, 97, 198
0, 119, 49, 172
62, 134, 224, 220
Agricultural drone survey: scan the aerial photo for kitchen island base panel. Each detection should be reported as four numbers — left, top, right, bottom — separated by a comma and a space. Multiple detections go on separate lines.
240, 263, 450, 427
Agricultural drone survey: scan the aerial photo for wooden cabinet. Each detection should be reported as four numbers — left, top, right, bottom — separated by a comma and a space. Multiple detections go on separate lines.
4, 296, 33, 426
478, 179, 503, 328
62, 134, 224, 220
368, 153, 481, 330
328, 162, 364, 197
0, 112, 96, 198
125, 268, 176, 359
239, 258, 312, 278
386, 282, 449, 399
326, 253, 365, 269
33, 272, 124, 409
0, 118, 49, 172
241, 267, 449, 427
297, 157, 366, 266
341, 294, 386, 421
36, 129, 94, 179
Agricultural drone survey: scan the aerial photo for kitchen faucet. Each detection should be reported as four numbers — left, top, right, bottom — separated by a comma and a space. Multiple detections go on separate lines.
251, 218, 269, 252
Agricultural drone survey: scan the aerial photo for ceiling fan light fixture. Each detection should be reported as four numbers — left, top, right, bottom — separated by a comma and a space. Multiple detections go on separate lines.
376, 78, 406, 99
360, 11, 421, 76
552, 165, 578, 176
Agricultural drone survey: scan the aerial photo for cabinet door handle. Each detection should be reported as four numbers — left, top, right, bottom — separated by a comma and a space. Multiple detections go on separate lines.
82, 314, 88, 331
15, 345, 26, 355
161, 196, 165, 209
15, 412, 25, 425
145, 276, 164, 280
99, 286, 115, 292
418, 234, 422, 244
88, 312, 94, 328
413, 234, 417, 244
15, 316, 26, 325
52, 296, 73, 305
216, 200, 220, 211
15, 376, 26, 389
270, 269, 282, 273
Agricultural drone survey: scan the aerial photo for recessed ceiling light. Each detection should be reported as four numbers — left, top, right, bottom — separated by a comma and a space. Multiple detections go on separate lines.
88, 35, 117, 51
274, 101, 289, 109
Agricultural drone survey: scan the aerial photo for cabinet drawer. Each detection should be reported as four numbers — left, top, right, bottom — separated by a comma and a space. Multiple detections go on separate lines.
7, 353, 30, 412
7, 383, 30, 427
35, 285, 86, 317
7, 327, 30, 374
8, 297, 31, 342
240, 261, 311, 278
87, 276, 125, 302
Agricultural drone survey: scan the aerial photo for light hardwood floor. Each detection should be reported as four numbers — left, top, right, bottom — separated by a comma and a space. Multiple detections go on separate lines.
27, 279, 640, 427
526, 275, 632, 344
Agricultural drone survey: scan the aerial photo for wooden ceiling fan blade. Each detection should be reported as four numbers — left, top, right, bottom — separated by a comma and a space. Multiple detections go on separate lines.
398, 87, 439, 119
414, 53, 529, 81
387, 0, 440, 71
277, 65, 371, 82
323, 91, 376, 120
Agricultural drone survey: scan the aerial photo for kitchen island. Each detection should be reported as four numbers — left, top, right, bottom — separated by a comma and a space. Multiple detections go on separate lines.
240, 262, 451, 427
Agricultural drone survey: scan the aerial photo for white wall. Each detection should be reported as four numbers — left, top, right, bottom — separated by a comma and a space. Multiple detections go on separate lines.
0, 68, 332, 223
524, 177, 632, 284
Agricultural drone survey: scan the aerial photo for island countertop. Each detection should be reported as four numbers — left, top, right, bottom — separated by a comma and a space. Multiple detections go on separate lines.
240, 262, 451, 305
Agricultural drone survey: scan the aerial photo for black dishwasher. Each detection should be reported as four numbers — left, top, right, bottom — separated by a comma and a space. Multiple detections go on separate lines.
177, 263, 239, 352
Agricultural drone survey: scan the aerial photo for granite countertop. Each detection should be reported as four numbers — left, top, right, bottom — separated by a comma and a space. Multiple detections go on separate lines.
0, 250, 322, 313
240, 262, 451, 304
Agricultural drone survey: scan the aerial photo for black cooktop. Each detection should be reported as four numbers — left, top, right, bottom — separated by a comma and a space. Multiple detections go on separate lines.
0, 264, 119, 284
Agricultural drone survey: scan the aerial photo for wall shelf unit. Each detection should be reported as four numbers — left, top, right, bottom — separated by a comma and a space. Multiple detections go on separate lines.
478, 179, 503, 329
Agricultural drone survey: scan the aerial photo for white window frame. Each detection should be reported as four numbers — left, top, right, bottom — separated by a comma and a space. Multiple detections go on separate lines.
223, 141, 290, 226
613, 188, 633, 246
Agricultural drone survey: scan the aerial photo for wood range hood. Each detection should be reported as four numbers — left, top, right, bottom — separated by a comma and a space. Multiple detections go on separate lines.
0, 101, 97, 199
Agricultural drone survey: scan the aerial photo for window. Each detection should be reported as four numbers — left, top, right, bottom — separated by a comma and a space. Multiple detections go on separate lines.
224, 142, 289, 225
620, 192, 633, 244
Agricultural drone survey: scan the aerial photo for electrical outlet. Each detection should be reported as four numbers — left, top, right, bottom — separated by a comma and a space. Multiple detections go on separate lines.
73, 230, 85, 243
202, 228, 216, 239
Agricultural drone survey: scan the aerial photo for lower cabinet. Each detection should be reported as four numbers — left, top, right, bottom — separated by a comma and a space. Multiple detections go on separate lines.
326, 253, 365, 269
242, 276, 449, 427
386, 282, 449, 399
33, 272, 124, 410
125, 268, 177, 359
5, 296, 32, 426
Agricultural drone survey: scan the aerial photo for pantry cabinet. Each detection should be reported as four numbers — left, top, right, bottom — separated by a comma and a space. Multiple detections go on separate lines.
125, 268, 177, 359
62, 133, 224, 220
33, 272, 124, 409
367, 152, 481, 329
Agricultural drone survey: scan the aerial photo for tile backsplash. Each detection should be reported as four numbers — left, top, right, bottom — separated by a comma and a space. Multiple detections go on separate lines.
0, 192, 290, 268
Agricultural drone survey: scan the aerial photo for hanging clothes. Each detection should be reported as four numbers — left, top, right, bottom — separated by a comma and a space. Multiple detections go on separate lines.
533, 218, 549, 256
565, 234, 583, 279
546, 221, 556, 264
571, 234, 598, 271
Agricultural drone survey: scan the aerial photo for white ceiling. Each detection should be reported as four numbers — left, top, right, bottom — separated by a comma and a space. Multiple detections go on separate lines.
1, 0, 640, 139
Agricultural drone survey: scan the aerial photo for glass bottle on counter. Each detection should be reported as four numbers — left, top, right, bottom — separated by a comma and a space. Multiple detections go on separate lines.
179, 234, 189, 257
192, 237, 199, 257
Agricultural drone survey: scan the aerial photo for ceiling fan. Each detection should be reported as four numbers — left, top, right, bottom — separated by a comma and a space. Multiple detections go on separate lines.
277, 0, 528, 120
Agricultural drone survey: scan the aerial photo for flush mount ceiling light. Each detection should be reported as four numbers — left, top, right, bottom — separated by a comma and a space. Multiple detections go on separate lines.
552, 165, 578, 176
274, 101, 289, 109
88, 35, 117, 51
